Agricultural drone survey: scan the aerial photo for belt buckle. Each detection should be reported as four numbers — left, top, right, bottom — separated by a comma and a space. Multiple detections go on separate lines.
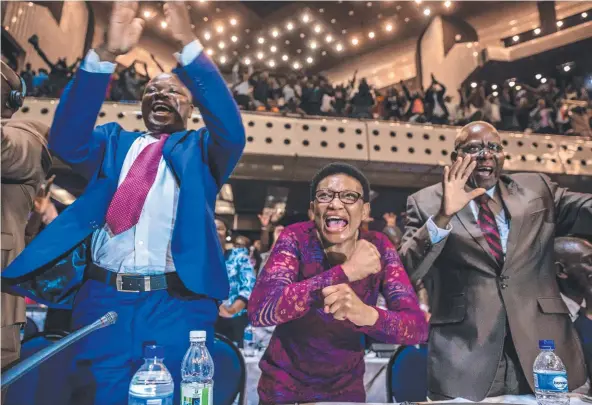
115, 274, 151, 293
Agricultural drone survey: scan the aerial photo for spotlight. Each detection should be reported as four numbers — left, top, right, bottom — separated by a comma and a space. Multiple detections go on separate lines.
310, 41, 317, 49
218, 41, 225, 49
314, 24, 322, 33
508, 81, 516, 87
257, 52, 264, 60
286, 22, 294, 30
385, 23, 393, 32
512, 35, 519, 42
160, 21, 168, 29
540, 78, 547, 84
258, 37, 265, 44
306, 56, 314, 64
325, 35, 334, 43
219, 55, 227, 64
368, 31, 375, 39
302, 13, 310, 23
268, 60, 276, 68
231, 35, 238, 43
515, 85, 522, 90
143, 10, 153, 19
564, 65, 571, 72
244, 57, 251, 65
293, 62, 301, 69
230, 18, 238, 26
444, 1, 452, 8
423, 8, 431, 16
204, 31, 211, 40
216, 25, 224, 34
491, 84, 498, 90
270, 45, 277, 53
282, 54, 289, 61
534, 28, 541, 35
492, 91, 499, 97
272, 29, 279, 38
535, 74, 542, 80
206, 48, 214, 56
336, 43, 344, 52
351, 37, 359, 46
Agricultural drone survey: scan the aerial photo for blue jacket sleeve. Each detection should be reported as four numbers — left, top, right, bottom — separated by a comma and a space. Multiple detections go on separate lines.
48, 68, 115, 181
174, 53, 246, 189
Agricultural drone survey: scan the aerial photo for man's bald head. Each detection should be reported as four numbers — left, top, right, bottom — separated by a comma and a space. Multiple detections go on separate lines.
1, 60, 24, 118
555, 236, 592, 301
555, 237, 592, 265
454, 121, 499, 149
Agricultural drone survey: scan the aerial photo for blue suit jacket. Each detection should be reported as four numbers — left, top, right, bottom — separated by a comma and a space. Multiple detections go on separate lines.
2, 53, 245, 308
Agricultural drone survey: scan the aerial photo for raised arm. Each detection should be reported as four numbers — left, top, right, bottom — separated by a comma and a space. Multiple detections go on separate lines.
542, 174, 592, 236
359, 234, 429, 344
248, 228, 349, 327
168, 2, 245, 188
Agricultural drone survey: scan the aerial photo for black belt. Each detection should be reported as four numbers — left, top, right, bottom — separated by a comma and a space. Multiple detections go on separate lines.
85, 262, 179, 293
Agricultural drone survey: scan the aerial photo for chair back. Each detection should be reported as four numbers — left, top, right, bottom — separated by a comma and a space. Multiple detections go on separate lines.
387, 344, 428, 403
211, 333, 246, 405
4, 331, 72, 405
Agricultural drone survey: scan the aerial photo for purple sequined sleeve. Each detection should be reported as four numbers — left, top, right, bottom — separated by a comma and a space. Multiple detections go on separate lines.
359, 233, 430, 344
248, 228, 349, 327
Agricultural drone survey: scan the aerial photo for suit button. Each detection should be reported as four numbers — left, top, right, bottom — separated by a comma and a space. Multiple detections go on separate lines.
501, 283, 508, 289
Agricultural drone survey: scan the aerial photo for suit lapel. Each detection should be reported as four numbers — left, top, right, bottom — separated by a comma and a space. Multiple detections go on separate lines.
162, 130, 190, 185
455, 203, 499, 274
498, 177, 523, 273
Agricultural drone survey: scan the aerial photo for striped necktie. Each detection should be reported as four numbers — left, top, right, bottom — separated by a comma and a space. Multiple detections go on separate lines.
476, 194, 504, 267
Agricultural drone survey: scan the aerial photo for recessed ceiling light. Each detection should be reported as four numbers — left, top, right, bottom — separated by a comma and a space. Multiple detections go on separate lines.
512, 35, 519, 42
351, 37, 359, 46
385, 23, 393, 32
336, 43, 344, 52
348, 10, 354, 16
534, 28, 541, 35
230, 18, 238, 26
286, 22, 294, 30
535, 74, 542, 80
404, 17, 410, 23
293, 62, 301, 69
368, 31, 375, 39
272, 29, 279, 37
219, 55, 227, 64
257, 52, 264, 59
282, 54, 289, 61
300, 33, 306, 38
270, 45, 277, 53
297, 49, 302, 53
258, 37, 265, 44
285, 40, 290, 45
322, 51, 327, 56
216, 25, 224, 33
491, 84, 498, 90
302, 13, 310, 23
160, 21, 168, 29
367, 2, 372, 7
582, 12, 588, 18
492, 91, 499, 97
331, 18, 336, 24
319, 8, 324, 13
206, 48, 214, 56
218, 41, 225, 49
310, 41, 317, 49
204, 31, 211, 40
541, 78, 547, 83
325, 35, 333, 43
306, 56, 314, 64
268, 60, 276, 67
423, 8, 431, 16
314, 24, 322, 33
244, 58, 251, 65
231, 35, 238, 42
143, 10, 152, 19
470, 82, 477, 88
556, 20, 563, 27
444, 1, 452, 8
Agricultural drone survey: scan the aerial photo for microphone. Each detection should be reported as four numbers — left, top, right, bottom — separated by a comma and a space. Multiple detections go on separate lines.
1, 311, 118, 389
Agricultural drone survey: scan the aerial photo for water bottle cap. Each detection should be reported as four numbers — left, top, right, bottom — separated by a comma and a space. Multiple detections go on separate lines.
190, 330, 206, 341
144, 345, 164, 359
539, 339, 555, 350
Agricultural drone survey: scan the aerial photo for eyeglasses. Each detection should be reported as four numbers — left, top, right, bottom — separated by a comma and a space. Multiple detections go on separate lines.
315, 189, 362, 204
456, 142, 504, 156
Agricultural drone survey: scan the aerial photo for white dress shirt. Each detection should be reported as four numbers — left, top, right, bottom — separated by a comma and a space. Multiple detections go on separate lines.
85, 40, 204, 275
427, 186, 510, 255
561, 293, 586, 323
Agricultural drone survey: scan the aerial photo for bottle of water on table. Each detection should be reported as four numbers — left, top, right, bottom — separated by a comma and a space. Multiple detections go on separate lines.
533, 339, 569, 405
243, 323, 256, 357
129, 345, 174, 405
181, 330, 214, 405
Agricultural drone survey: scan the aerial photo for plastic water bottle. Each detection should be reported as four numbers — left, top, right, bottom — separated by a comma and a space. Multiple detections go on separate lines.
181, 331, 214, 405
128, 345, 174, 405
533, 340, 569, 405
243, 324, 256, 357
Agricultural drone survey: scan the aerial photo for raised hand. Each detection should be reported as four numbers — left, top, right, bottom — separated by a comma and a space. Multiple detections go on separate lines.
97, 2, 144, 62
163, 1, 197, 46
382, 212, 397, 227
341, 239, 381, 282
434, 155, 486, 228
322, 284, 378, 326
258, 212, 272, 229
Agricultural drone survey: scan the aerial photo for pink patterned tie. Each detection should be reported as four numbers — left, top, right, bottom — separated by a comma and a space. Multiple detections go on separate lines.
105, 134, 169, 235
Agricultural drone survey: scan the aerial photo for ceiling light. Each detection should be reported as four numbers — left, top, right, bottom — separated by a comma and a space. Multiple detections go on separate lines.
351, 37, 359, 46
293, 62, 301, 69
582, 12, 588, 18
306, 56, 314, 64
268, 60, 276, 68
367, 1, 372, 6
302, 13, 310, 23
231, 35, 238, 42
282, 54, 289, 61
245, 28, 250, 33
444, 1, 452, 8
319, 8, 324, 13
322, 51, 327, 56
219, 56, 227, 64
286, 22, 294, 30
331, 18, 336, 24
310, 41, 317, 49
404, 17, 410, 23
534, 28, 541, 35
515, 85, 522, 90
512, 35, 519, 42
423, 8, 431, 16
348, 10, 354, 16
258, 37, 265, 44
300, 33, 306, 38
535, 74, 542, 80
257, 52, 264, 60
297, 49, 302, 53
203, 17, 208, 22
492, 91, 499, 97
509, 81, 515, 87
206, 48, 214, 56
470, 82, 477, 89
455, 34, 462, 41
473, 51, 478, 57
244, 57, 251, 65
285, 40, 290, 45
230, 18, 238, 26
218, 41, 225, 49
414, 0, 422, 4
342, 29, 348, 34
314, 24, 322, 33
204, 31, 211, 40
541, 77, 547, 83
143, 10, 153, 19
385, 23, 393, 32
272, 29, 279, 37
556, 20, 563, 27
491, 84, 498, 90
564, 65, 571, 72
368, 31, 375, 39
336, 43, 344, 52
270, 45, 277, 53
216, 25, 224, 33
160, 21, 168, 29
325, 35, 333, 43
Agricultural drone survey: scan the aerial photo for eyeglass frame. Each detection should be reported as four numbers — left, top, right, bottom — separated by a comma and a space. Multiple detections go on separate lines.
314, 189, 363, 205
455, 141, 504, 156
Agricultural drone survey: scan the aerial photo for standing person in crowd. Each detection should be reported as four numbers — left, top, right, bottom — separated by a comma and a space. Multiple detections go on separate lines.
0, 61, 52, 381
399, 121, 590, 401
2, 2, 245, 405
214, 218, 256, 347
555, 236, 592, 394
425, 74, 449, 124
249, 162, 428, 404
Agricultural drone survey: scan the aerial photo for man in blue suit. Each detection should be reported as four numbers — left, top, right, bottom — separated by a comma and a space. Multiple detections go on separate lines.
2, 2, 245, 404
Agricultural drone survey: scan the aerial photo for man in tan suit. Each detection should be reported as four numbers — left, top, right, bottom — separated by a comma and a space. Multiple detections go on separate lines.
1, 61, 52, 370
400, 121, 591, 400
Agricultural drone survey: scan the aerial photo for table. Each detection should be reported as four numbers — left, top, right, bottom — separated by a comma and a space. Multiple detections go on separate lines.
243, 354, 390, 405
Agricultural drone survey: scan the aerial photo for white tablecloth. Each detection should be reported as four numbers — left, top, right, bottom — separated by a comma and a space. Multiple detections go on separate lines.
243, 354, 390, 405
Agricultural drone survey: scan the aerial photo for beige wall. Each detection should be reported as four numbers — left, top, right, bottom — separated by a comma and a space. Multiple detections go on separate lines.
3, 1, 88, 71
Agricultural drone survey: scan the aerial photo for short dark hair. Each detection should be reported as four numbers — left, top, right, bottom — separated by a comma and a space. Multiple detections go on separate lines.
310, 162, 370, 202
214, 215, 231, 231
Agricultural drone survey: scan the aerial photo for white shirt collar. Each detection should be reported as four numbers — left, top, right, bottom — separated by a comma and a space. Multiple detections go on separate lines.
485, 186, 496, 198
560, 293, 586, 322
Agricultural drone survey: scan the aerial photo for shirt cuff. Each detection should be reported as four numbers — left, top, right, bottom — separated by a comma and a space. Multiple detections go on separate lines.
426, 215, 452, 244
81, 50, 117, 74
174, 40, 204, 66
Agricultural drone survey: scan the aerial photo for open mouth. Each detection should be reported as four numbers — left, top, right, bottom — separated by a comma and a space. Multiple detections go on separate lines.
151, 101, 174, 115
475, 166, 494, 177
324, 216, 349, 233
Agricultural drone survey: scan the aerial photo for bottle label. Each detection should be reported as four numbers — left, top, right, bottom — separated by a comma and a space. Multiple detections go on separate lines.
181, 385, 213, 405
534, 372, 568, 392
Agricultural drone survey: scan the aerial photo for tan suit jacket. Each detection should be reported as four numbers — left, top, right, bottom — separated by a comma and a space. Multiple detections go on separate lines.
1, 119, 51, 367
400, 173, 591, 401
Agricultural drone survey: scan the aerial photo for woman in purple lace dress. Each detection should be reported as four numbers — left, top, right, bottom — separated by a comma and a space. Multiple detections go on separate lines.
248, 163, 429, 404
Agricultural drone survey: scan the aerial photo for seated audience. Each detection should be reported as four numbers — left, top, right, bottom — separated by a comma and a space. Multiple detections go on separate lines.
248, 162, 428, 404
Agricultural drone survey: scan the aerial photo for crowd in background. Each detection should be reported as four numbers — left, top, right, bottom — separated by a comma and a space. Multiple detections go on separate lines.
18, 34, 592, 138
